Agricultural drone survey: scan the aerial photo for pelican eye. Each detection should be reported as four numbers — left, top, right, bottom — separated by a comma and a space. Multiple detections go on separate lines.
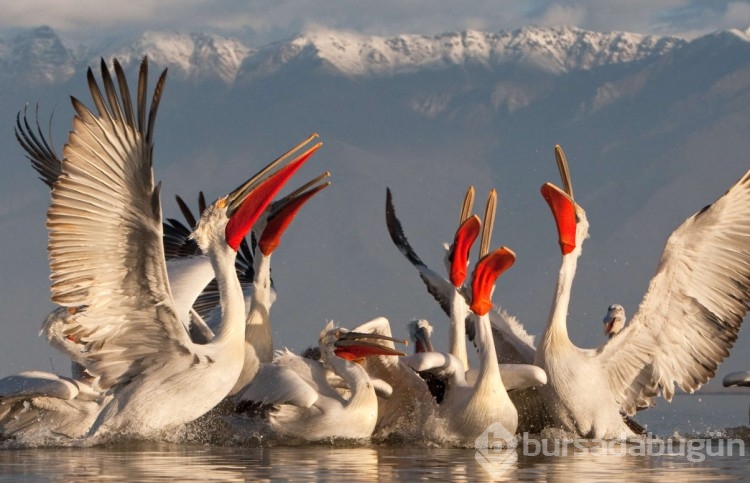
217, 198, 227, 209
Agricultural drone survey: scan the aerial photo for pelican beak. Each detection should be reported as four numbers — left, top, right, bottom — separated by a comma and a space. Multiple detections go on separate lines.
333, 331, 408, 360
413, 326, 434, 353
541, 182, 577, 255
603, 319, 614, 337
258, 171, 331, 256
470, 247, 516, 315
225, 134, 322, 251
448, 214, 481, 287
602, 305, 620, 338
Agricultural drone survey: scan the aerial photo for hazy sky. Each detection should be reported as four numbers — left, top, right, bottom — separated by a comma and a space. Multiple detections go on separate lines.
1, 0, 749, 45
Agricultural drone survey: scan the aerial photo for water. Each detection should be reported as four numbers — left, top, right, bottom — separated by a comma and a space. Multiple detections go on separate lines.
1, 394, 749, 481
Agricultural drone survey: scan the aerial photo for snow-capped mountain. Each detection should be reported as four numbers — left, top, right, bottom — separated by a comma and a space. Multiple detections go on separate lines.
0, 26, 77, 84
108, 31, 254, 84
0, 25, 686, 85
247, 26, 685, 77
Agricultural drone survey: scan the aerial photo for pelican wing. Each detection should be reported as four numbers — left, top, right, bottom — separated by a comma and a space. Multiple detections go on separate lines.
385, 188, 454, 315
0, 371, 80, 400
599, 169, 750, 414
15, 105, 63, 188
483, 308, 538, 364
400, 351, 467, 385
236, 363, 318, 409
47, 58, 192, 390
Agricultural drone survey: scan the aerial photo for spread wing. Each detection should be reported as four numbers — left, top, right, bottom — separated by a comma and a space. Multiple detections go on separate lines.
385, 188, 454, 315
598, 169, 750, 414
47, 57, 194, 391
235, 350, 338, 408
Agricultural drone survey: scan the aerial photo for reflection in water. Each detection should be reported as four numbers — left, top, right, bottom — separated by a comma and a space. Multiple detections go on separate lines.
0, 442, 748, 482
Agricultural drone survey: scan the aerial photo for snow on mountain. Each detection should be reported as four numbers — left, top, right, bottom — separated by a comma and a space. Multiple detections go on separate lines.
0, 26, 77, 84
262, 26, 685, 76
0, 25, 686, 85
107, 31, 253, 83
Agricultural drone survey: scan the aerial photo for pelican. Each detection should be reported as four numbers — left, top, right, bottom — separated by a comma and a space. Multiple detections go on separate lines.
386, 189, 546, 390
408, 319, 435, 353
401, 242, 519, 445
349, 317, 436, 439
41, 57, 320, 440
15, 108, 323, 347
233, 321, 407, 441
534, 160, 750, 438
0, 307, 107, 440
186, 174, 331, 395
724, 372, 750, 388
406, 319, 449, 405
723, 371, 750, 425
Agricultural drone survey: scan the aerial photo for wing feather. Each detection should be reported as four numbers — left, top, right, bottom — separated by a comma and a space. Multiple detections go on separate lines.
385, 187, 455, 316
599, 169, 750, 414
47, 57, 192, 390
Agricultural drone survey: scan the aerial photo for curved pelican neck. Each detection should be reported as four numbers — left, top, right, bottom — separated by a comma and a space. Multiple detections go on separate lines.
246, 252, 274, 362
450, 289, 470, 370
206, 243, 245, 346
473, 312, 502, 384
539, 249, 579, 352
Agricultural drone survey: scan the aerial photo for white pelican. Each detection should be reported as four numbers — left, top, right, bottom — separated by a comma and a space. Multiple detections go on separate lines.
534, 161, 750, 438
349, 317, 436, 439
172, 174, 330, 397
406, 318, 449, 404
723, 371, 750, 425
724, 372, 750, 388
408, 318, 435, 353
0, 307, 107, 440
197, 171, 330, 360
0, 370, 108, 440
44, 57, 319, 439
401, 235, 520, 444
386, 189, 547, 389
233, 321, 407, 441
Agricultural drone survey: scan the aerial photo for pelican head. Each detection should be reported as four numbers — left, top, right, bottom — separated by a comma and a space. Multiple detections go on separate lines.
38, 305, 85, 351
191, 135, 321, 253
318, 322, 408, 364
407, 319, 434, 353
602, 304, 626, 338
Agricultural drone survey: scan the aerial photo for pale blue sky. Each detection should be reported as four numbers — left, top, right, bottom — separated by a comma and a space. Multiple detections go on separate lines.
0, 0, 749, 45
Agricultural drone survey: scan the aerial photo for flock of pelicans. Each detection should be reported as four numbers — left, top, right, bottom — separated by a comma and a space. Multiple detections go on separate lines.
2, 56, 750, 447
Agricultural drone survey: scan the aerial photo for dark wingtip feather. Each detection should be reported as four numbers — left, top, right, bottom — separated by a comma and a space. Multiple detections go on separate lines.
385, 187, 425, 267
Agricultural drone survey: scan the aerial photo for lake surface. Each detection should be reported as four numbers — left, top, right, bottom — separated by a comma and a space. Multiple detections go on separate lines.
1, 394, 749, 481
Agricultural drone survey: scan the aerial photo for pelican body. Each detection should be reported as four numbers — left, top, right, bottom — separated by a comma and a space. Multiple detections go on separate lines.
38, 57, 321, 440
235, 322, 406, 441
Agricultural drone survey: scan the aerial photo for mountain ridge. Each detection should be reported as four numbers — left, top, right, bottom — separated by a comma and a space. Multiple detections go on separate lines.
0, 25, 693, 85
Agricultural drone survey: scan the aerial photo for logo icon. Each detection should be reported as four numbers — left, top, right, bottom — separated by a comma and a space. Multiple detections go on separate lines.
475, 422, 518, 479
